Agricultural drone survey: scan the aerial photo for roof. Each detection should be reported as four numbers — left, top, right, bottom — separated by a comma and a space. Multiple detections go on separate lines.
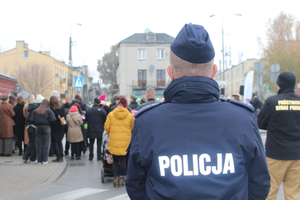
0, 72, 18, 82
119, 32, 174, 44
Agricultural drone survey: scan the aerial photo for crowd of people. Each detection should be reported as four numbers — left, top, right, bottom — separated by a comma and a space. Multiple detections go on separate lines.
0, 87, 158, 188
3, 23, 300, 199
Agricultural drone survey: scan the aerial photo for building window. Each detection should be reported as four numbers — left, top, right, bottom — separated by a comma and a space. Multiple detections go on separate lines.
157, 69, 165, 86
147, 34, 155, 40
138, 70, 147, 87
24, 50, 28, 58
157, 49, 165, 60
138, 49, 146, 60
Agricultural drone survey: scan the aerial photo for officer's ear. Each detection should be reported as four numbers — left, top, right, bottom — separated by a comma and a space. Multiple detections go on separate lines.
211, 64, 218, 79
167, 65, 174, 80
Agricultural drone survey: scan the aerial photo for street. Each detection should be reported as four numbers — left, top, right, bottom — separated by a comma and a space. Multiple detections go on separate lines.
0, 131, 292, 200
4, 137, 129, 200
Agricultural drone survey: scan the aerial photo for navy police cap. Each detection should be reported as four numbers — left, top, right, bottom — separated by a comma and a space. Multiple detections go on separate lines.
171, 23, 215, 64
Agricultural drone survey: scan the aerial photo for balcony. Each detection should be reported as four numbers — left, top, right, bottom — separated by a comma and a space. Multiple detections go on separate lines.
60, 77, 66, 84
68, 80, 72, 86
132, 80, 167, 89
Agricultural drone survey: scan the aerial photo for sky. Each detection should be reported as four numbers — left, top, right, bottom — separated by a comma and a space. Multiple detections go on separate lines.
0, 0, 299, 83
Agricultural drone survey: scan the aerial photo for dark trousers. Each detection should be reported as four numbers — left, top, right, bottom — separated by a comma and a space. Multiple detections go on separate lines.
35, 125, 51, 163
53, 141, 63, 159
23, 126, 36, 161
112, 155, 126, 176
65, 140, 70, 154
17, 135, 27, 154
71, 142, 80, 157
49, 142, 54, 156
89, 138, 102, 159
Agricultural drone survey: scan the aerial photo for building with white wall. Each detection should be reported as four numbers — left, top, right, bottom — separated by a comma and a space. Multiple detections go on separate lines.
214, 59, 258, 98
117, 29, 174, 102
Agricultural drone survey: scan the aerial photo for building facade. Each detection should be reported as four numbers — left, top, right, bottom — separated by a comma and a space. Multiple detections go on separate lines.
0, 41, 81, 101
117, 30, 174, 102
0, 73, 18, 95
214, 59, 258, 98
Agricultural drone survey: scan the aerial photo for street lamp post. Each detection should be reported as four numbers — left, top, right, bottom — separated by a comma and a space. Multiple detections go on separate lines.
210, 14, 242, 84
68, 23, 82, 101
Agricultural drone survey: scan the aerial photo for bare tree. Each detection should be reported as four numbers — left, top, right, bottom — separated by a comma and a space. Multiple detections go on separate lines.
97, 44, 118, 86
12, 63, 55, 96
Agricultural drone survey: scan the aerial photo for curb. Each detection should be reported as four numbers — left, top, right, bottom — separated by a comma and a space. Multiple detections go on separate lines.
0, 159, 67, 200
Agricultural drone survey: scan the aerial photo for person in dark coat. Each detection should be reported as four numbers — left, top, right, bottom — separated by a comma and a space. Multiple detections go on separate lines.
86, 98, 107, 160
13, 96, 27, 155
137, 87, 157, 110
50, 96, 65, 162
64, 102, 70, 155
70, 94, 88, 112
250, 94, 263, 118
23, 94, 39, 163
0, 94, 15, 156
258, 72, 300, 199
250, 94, 263, 110
109, 94, 119, 109
128, 95, 138, 110
30, 98, 56, 164
126, 23, 270, 200
99, 94, 111, 115
8, 94, 17, 153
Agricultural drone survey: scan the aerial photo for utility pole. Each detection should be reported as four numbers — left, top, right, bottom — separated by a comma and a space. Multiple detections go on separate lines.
69, 36, 72, 67
68, 23, 82, 101
210, 13, 242, 92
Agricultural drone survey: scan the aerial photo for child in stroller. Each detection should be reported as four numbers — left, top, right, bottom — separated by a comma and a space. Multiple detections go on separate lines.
101, 131, 113, 183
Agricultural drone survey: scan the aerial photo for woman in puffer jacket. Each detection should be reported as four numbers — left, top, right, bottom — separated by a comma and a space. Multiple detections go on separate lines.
104, 96, 134, 188
66, 105, 83, 160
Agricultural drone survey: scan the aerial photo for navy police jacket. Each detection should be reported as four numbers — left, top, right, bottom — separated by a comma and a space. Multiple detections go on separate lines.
126, 76, 270, 200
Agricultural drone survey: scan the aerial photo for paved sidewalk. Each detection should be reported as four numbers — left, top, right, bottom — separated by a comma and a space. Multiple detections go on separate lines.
0, 153, 67, 200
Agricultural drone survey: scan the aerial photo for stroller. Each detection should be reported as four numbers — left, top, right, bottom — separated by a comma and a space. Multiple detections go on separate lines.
101, 131, 113, 183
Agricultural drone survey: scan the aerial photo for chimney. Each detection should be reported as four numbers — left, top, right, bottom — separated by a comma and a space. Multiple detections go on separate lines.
44, 51, 50, 56
16, 41, 25, 49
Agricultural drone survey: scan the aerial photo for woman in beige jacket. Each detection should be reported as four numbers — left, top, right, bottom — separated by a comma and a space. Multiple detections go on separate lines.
66, 105, 83, 160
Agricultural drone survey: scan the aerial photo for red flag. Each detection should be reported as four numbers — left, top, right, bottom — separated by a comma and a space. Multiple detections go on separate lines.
65, 96, 68, 103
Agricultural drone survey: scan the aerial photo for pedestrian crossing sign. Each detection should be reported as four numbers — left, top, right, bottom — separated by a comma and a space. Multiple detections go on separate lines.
74, 76, 83, 89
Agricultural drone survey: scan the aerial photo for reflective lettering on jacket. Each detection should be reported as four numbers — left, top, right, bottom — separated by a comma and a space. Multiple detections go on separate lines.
158, 153, 235, 176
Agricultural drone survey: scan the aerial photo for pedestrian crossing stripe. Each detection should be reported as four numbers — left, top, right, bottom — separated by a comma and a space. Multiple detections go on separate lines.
74, 76, 83, 89
41, 188, 130, 200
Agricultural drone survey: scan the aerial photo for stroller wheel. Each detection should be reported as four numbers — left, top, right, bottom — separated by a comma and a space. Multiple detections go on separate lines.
101, 168, 105, 183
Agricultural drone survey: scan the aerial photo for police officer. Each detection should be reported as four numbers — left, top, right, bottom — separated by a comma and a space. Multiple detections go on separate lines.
258, 71, 300, 200
126, 23, 270, 199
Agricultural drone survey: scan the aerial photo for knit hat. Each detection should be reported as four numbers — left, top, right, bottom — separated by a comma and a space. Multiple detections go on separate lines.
51, 91, 59, 98
1, 94, 8, 101
232, 94, 240, 98
130, 95, 137, 100
277, 71, 296, 90
36, 94, 45, 103
99, 94, 106, 101
171, 23, 215, 64
70, 105, 78, 112
94, 98, 100, 104
140, 97, 147, 104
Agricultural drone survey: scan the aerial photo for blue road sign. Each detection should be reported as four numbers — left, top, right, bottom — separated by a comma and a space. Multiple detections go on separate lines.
265, 85, 270, 91
297, 89, 300, 96
74, 76, 83, 89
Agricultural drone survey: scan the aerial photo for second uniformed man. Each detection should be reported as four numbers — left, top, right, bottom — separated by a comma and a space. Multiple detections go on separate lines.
126, 23, 270, 199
